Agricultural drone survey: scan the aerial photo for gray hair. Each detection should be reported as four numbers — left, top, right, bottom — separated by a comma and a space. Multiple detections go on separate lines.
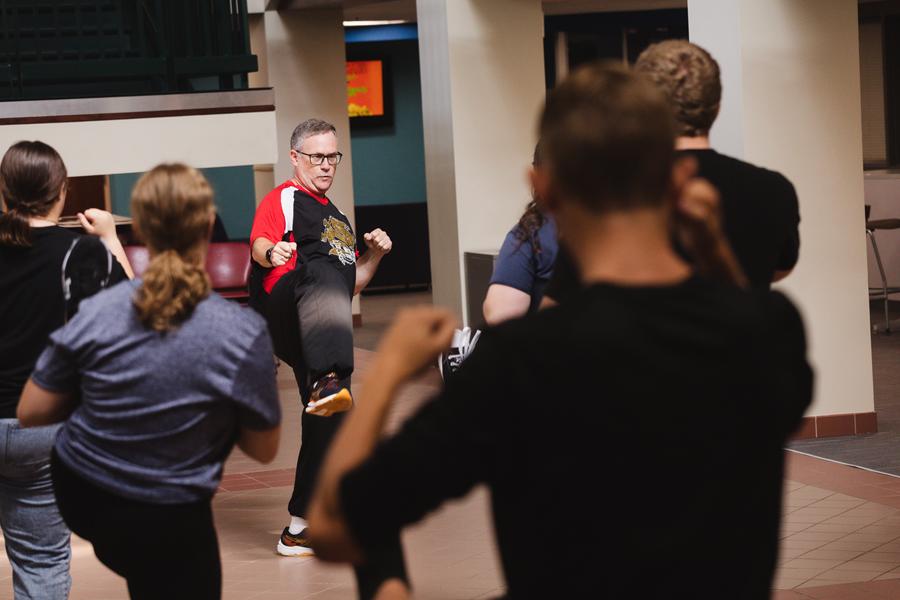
290, 118, 337, 150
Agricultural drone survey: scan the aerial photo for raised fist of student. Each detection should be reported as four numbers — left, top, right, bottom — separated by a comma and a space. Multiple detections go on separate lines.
363, 228, 392, 256
77, 209, 117, 241
374, 307, 457, 382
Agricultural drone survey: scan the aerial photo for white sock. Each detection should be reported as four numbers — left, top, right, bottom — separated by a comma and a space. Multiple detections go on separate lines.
288, 516, 308, 535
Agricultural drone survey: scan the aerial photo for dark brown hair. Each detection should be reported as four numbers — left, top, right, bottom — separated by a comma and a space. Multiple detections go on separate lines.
514, 142, 546, 254
539, 61, 676, 214
0, 141, 68, 247
634, 40, 722, 137
131, 164, 214, 332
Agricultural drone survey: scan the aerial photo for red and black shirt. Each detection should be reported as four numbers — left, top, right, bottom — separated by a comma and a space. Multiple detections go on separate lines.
250, 180, 358, 295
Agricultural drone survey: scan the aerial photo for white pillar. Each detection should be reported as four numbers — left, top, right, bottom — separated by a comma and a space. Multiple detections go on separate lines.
417, 0, 546, 322
265, 9, 361, 317
689, 0, 874, 419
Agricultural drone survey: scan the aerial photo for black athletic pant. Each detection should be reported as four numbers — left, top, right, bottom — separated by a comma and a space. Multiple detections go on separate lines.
265, 260, 354, 518
51, 451, 221, 600
265, 262, 408, 599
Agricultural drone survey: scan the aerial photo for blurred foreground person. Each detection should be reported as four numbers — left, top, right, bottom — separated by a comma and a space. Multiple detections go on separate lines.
308, 62, 813, 599
0, 140, 132, 600
18, 164, 281, 600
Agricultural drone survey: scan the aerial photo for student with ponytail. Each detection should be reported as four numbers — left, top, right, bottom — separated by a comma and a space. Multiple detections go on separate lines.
17, 164, 282, 600
0, 140, 132, 600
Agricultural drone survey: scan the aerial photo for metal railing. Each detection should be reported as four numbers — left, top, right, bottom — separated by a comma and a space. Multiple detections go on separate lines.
0, 0, 256, 101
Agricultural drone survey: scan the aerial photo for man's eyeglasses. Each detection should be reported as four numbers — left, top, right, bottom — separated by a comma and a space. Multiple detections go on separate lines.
295, 151, 343, 166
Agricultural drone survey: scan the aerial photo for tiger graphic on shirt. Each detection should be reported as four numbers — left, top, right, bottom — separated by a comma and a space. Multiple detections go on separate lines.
321, 216, 356, 266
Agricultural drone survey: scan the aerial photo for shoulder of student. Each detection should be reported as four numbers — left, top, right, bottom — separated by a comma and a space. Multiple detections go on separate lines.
199, 293, 268, 340
720, 153, 798, 199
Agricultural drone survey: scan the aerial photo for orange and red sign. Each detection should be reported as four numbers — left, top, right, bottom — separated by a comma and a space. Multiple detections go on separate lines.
347, 60, 384, 118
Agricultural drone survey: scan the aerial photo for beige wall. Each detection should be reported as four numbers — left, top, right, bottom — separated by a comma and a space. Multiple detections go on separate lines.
264, 8, 361, 315
417, 0, 546, 322
690, 0, 874, 418
264, 9, 356, 222
0, 112, 276, 178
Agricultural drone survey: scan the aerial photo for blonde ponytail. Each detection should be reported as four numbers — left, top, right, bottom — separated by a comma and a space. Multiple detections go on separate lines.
133, 249, 210, 332
130, 164, 214, 332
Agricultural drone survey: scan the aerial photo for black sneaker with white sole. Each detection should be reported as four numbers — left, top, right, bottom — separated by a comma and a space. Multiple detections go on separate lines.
276, 527, 314, 557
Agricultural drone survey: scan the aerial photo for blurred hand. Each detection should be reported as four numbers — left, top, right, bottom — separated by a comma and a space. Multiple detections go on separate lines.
363, 228, 392, 256
270, 241, 296, 267
678, 178, 722, 234
670, 157, 748, 288
374, 307, 457, 382
78, 209, 116, 240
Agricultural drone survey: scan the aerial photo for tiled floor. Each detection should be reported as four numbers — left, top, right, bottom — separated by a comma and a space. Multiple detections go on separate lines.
786, 300, 900, 474
4, 293, 900, 598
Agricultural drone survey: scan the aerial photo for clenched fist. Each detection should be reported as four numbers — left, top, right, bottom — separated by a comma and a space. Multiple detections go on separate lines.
269, 241, 296, 267
363, 228, 392, 256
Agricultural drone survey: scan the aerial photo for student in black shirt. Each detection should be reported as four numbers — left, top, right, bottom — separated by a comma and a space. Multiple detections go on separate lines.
307, 63, 813, 599
545, 40, 800, 305
0, 141, 131, 599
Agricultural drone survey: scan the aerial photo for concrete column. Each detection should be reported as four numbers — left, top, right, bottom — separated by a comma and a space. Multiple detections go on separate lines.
689, 0, 874, 419
264, 9, 361, 317
416, 0, 546, 322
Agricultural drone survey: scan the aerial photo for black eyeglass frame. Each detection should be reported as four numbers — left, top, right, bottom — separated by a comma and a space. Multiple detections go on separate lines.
295, 151, 343, 166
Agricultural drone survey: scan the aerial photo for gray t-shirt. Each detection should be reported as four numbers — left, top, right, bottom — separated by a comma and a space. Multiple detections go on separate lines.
32, 280, 281, 504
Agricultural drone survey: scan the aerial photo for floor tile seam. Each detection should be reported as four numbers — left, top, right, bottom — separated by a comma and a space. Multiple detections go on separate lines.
782, 498, 887, 549
817, 493, 900, 517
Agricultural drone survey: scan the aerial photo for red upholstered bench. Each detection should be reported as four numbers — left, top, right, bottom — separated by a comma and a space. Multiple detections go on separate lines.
205, 242, 251, 303
123, 242, 251, 304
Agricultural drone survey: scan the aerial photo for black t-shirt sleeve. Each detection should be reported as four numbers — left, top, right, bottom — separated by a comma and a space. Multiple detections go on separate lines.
763, 291, 813, 436
775, 178, 801, 272
338, 333, 508, 552
543, 245, 581, 304
109, 253, 127, 285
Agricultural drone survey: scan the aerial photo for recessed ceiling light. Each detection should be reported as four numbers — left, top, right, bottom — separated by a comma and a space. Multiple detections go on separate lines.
343, 20, 409, 27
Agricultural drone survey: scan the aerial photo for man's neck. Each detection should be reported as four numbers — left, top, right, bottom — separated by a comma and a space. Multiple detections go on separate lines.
675, 135, 712, 150
560, 207, 691, 287
290, 177, 327, 200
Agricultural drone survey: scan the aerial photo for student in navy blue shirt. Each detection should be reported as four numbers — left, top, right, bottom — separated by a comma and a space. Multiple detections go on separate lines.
483, 144, 559, 325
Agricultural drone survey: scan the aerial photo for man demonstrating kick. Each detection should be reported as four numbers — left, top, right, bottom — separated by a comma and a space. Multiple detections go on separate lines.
249, 118, 392, 556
